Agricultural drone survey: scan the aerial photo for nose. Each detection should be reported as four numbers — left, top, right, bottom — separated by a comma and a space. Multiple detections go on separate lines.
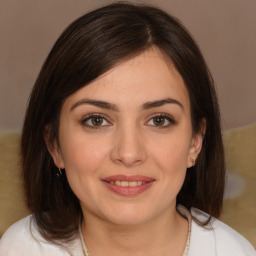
110, 125, 147, 167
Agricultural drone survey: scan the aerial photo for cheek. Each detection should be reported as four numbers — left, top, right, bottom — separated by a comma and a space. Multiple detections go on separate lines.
59, 133, 112, 205
59, 132, 110, 175
146, 135, 190, 211
150, 135, 191, 173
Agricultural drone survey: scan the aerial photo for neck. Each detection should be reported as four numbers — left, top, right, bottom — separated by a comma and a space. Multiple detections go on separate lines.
81, 206, 188, 256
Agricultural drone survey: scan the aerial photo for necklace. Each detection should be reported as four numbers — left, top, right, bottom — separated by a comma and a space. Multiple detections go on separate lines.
180, 206, 192, 256
79, 205, 192, 256
79, 224, 91, 256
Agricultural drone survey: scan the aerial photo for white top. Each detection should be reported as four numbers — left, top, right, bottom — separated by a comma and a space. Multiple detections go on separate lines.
0, 207, 255, 256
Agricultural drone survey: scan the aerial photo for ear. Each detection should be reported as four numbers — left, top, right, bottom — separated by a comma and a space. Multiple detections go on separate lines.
44, 126, 65, 169
187, 120, 206, 168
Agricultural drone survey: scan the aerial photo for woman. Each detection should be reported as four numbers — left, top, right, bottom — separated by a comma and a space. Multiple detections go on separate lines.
0, 2, 255, 255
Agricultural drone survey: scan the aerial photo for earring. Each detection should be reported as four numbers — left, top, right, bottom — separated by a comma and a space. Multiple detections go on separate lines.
57, 168, 63, 177
190, 158, 195, 166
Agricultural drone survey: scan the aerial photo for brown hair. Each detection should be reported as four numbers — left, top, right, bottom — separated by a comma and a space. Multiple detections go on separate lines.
21, 1, 225, 245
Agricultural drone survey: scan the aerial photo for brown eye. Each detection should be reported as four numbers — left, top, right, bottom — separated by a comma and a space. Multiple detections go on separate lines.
80, 115, 110, 128
153, 116, 166, 126
146, 114, 175, 127
91, 116, 104, 126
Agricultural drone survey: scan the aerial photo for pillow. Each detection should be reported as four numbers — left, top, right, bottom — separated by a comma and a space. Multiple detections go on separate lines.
0, 131, 29, 237
221, 123, 256, 247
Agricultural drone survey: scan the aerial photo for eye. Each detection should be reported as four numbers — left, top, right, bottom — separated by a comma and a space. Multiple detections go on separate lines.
80, 114, 111, 128
146, 114, 175, 127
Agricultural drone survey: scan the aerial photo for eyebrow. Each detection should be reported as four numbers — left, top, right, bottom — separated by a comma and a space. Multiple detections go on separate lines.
70, 98, 184, 112
70, 99, 119, 111
141, 98, 184, 111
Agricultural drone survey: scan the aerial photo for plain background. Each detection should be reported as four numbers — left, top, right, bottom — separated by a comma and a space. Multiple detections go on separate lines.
0, 0, 255, 131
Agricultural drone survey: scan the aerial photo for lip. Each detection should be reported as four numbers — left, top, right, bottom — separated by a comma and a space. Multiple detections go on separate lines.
101, 175, 155, 196
103, 175, 155, 182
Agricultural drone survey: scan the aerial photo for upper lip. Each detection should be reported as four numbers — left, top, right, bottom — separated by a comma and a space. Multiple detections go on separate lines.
102, 175, 155, 182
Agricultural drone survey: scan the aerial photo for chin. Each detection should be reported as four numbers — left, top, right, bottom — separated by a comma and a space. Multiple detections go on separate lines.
100, 205, 155, 226
107, 215, 150, 226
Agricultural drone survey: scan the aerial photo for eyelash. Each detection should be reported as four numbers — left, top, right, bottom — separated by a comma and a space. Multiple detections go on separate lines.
80, 114, 111, 129
80, 113, 176, 129
145, 113, 176, 128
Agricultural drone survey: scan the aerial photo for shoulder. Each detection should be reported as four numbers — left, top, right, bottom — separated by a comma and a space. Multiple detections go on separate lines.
189, 208, 256, 256
211, 217, 255, 255
0, 215, 83, 256
0, 215, 35, 253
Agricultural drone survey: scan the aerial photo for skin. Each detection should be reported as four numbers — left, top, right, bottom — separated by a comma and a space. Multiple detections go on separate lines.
48, 47, 204, 255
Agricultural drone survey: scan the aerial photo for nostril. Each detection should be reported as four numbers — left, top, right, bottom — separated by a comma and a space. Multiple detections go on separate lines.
110, 135, 147, 166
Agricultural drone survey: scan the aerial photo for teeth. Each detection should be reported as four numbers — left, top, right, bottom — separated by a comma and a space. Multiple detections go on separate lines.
120, 181, 129, 187
129, 181, 138, 187
110, 181, 145, 187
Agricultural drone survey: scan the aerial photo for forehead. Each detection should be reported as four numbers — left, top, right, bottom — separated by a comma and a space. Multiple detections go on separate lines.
63, 47, 190, 113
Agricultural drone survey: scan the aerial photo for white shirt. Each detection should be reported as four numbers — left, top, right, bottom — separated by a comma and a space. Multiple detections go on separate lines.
0, 207, 255, 256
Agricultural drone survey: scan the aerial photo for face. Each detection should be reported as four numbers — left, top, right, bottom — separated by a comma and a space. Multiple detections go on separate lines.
49, 47, 203, 225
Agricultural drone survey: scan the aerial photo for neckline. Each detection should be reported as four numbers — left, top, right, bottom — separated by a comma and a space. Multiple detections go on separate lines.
79, 204, 192, 256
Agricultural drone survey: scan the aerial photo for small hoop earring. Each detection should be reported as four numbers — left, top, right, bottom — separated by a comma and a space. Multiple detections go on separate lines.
57, 168, 63, 177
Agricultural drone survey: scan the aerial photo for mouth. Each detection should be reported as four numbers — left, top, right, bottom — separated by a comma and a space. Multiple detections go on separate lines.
101, 175, 155, 196
105, 180, 147, 187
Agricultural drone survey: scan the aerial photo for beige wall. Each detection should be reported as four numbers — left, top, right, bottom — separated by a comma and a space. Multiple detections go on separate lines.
0, 0, 255, 131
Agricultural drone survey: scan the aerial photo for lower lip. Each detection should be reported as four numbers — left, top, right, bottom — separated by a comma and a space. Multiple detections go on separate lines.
102, 181, 154, 196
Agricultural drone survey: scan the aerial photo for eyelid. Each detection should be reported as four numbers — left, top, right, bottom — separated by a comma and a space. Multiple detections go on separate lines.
145, 113, 176, 127
80, 113, 112, 128
79, 112, 176, 129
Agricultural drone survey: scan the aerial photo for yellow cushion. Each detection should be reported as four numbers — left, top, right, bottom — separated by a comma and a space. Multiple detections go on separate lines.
0, 132, 29, 236
221, 123, 256, 247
